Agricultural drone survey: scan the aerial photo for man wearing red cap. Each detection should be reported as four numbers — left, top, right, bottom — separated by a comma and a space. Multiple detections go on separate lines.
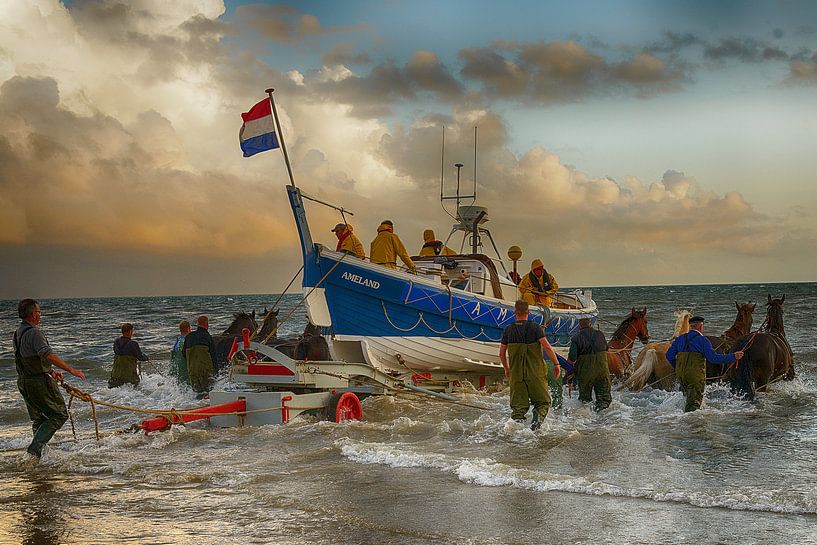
332, 223, 365, 259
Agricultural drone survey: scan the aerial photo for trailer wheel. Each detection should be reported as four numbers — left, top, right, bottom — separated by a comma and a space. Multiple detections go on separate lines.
327, 392, 362, 423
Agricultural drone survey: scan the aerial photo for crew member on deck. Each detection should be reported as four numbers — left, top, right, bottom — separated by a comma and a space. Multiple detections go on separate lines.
419, 229, 455, 257
332, 223, 365, 259
109, 323, 150, 388
666, 316, 744, 412
170, 320, 191, 386
370, 220, 416, 272
518, 259, 559, 307
568, 317, 612, 411
499, 300, 561, 431
184, 315, 218, 398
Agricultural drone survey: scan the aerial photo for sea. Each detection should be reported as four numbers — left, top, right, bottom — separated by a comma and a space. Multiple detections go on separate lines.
1, 283, 816, 545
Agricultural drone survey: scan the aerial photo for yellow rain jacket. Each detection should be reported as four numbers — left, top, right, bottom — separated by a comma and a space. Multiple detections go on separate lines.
418, 229, 456, 257
519, 259, 559, 307
370, 223, 416, 271
336, 225, 366, 259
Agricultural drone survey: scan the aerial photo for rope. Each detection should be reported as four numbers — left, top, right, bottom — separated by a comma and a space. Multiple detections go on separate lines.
251, 265, 304, 341
261, 252, 348, 344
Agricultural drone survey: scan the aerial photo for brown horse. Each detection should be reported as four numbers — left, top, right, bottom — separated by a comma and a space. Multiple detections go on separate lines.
731, 295, 794, 399
606, 307, 649, 379
705, 301, 756, 380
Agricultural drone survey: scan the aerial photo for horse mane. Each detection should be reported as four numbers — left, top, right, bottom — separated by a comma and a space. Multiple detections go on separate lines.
611, 315, 637, 341
233, 311, 253, 320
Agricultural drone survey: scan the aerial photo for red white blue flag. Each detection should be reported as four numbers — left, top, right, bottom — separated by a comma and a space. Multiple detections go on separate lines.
239, 98, 280, 157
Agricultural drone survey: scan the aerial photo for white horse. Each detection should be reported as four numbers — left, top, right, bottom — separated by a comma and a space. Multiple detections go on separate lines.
624, 309, 691, 391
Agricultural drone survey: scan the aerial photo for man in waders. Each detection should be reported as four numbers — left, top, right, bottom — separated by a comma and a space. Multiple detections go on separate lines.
170, 320, 192, 385
13, 299, 86, 465
109, 323, 150, 388
568, 317, 612, 411
183, 315, 217, 398
666, 316, 744, 412
499, 300, 561, 430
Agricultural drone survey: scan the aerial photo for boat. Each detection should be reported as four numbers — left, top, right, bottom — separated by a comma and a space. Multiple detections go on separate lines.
287, 183, 597, 376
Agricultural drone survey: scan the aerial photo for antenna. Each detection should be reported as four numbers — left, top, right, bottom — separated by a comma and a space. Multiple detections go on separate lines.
440, 126, 445, 204
473, 126, 478, 203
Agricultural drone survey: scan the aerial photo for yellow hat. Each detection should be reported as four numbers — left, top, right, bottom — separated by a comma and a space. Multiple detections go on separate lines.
531, 258, 544, 271
423, 229, 435, 242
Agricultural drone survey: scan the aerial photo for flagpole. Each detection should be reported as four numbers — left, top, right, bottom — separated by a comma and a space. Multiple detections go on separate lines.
266, 88, 296, 188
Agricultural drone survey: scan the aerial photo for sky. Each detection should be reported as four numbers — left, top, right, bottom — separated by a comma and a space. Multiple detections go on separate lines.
1, 0, 816, 299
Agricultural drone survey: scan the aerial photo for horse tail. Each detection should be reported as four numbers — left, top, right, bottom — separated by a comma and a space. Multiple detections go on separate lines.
625, 349, 656, 391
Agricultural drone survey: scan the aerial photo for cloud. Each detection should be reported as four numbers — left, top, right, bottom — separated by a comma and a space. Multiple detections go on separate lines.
704, 37, 790, 62
233, 4, 365, 43
321, 43, 371, 66
312, 52, 464, 117
647, 31, 705, 53
786, 53, 817, 84
460, 40, 690, 102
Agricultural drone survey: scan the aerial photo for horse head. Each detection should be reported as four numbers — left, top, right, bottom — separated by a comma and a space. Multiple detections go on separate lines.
734, 301, 756, 335
221, 311, 258, 336
765, 294, 786, 333
631, 306, 649, 344
673, 309, 692, 337
256, 307, 280, 342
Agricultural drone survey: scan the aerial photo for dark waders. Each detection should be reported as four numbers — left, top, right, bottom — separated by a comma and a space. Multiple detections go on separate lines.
186, 345, 214, 395
14, 329, 68, 458
509, 341, 552, 429
676, 351, 707, 412
109, 354, 139, 388
170, 346, 189, 385
576, 352, 612, 411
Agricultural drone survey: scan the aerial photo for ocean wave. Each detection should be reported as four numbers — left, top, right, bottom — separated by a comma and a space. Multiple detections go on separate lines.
338, 439, 817, 515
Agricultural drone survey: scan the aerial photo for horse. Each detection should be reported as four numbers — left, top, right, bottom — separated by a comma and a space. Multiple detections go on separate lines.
625, 309, 691, 390
268, 323, 332, 361
606, 307, 649, 379
254, 307, 279, 343
212, 311, 258, 372
705, 301, 756, 381
731, 295, 794, 399
625, 302, 757, 391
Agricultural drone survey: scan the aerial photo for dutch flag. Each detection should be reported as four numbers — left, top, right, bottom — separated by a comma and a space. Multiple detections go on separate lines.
239, 98, 280, 157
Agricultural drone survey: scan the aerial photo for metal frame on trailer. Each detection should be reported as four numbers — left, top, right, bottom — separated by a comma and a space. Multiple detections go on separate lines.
208, 340, 504, 427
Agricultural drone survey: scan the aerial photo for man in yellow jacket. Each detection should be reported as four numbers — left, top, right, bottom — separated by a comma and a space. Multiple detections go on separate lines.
418, 229, 456, 257
519, 258, 559, 307
370, 220, 416, 272
332, 223, 365, 258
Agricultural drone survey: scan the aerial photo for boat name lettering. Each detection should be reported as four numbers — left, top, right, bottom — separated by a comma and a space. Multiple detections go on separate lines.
496, 308, 508, 322
341, 271, 380, 289
471, 302, 481, 316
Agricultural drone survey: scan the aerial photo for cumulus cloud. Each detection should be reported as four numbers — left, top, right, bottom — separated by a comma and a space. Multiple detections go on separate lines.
233, 4, 366, 43
459, 40, 689, 102
0, 0, 812, 296
321, 42, 371, 66
704, 37, 790, 62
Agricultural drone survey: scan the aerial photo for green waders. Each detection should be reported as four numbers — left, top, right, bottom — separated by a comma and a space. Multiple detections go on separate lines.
170, 343, 189, 385
576, 352, 612, 411
546, 358, 563, 409
109, 354, 139, 388
676, 351, 707, 412
186, 345, 214, 395
508, 341, 552, 427
14, 337, 68, 458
